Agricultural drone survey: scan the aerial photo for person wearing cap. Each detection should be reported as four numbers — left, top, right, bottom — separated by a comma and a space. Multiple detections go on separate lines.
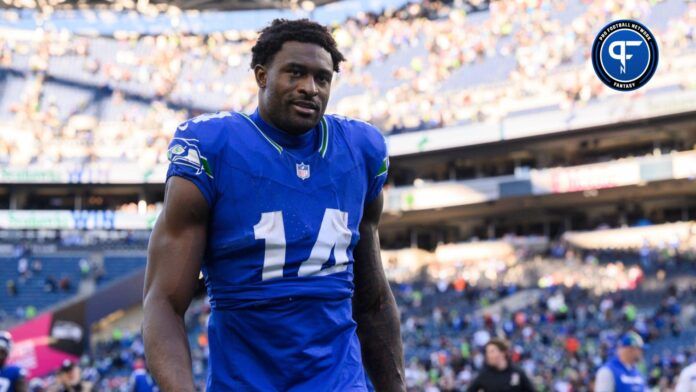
0, 331, 28, 392
46, 360, 92, 392
467, 338, 536, 392
675, 362, 696, 392
594, 331, 647, 392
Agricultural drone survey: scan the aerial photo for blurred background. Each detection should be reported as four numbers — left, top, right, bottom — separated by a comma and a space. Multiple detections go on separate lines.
0, 0, 695, 390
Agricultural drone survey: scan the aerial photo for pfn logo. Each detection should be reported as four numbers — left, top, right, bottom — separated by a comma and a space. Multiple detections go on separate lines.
592, 20, 658, 91
608, 40, 642, 74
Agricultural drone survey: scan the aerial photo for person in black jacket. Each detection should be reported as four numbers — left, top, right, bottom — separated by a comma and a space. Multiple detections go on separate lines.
467, 338, 536, 392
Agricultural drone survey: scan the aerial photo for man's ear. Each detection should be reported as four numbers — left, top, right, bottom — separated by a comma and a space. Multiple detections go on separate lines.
254, 64, 267, 89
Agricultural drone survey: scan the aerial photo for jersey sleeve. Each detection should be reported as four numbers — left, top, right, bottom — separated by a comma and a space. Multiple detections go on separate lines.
594, 366, 615, 392
166, 114, 228, 207
360, 122, 389, 204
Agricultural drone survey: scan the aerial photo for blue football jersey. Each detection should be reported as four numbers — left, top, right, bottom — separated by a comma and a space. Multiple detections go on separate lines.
0, 364, 26, 392
166, 109, 389, 391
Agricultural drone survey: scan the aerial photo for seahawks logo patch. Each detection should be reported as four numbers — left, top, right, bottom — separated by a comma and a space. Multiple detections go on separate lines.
167, 138, 213, 178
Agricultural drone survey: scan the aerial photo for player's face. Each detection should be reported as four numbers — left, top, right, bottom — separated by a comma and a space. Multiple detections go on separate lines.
256, 41, 334, 135
0, 349, 7, 365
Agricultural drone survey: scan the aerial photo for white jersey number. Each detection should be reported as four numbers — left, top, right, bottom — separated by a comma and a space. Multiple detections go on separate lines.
254, 209, 351, 281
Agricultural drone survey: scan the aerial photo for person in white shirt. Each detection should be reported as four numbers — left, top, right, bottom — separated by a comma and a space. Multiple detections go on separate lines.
676, 362, 696, 392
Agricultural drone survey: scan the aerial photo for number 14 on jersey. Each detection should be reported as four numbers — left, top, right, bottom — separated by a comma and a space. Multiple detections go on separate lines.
254, 208, 352, 281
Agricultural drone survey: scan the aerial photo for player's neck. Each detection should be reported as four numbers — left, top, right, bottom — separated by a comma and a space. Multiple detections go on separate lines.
252, 108, 318, 153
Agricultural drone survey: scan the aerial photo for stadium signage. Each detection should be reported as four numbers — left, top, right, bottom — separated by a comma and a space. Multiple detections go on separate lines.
0, 210, 160, 230
50, 321, 83, 343
0, 165, 169, 184
386, 151, 696, 211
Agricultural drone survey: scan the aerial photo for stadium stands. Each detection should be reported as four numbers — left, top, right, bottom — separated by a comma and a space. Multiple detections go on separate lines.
0, 253, 146, 321
564, 221, 696, 251
0, 256, 81, 316
0, 0, 694, 172
1, 221, 694, 389
18, 242, 691, 391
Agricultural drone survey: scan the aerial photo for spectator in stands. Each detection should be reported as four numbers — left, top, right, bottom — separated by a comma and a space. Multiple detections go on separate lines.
58, 276, 72, 292
93, 264, 105, 284
6, 279, 17, 297
467, 338, 536, 392
25, 306, 36, 320
79, 259, 91, 278
31, 259, 43, 274
17, 257, 29, 278
44, 276, 57, 293
48, 360, 93, 392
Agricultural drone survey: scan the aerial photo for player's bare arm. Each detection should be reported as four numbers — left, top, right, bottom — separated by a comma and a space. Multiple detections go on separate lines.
143, 176, 208, 392
353, 192, 406, 392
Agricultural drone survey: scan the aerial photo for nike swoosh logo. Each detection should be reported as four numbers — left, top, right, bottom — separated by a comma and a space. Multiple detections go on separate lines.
178, 122, 189, 131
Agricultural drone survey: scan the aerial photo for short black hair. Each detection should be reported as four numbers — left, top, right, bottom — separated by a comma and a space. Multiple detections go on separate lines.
250, 18, 346, 73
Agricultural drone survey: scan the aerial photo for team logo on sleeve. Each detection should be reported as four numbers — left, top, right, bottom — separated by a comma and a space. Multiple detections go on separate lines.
591, 20, 658, 91
167, 138, 213, 178
296, 163, 310, 180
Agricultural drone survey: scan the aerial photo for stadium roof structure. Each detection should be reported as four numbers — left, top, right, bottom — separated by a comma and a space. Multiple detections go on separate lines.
6, 0, 341, 11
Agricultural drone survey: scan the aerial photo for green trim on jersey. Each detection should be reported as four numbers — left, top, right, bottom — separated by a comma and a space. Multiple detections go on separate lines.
201, 157, 214, 179
376, 157, 389, 177
239, 112, 283, 154
319, 117, 329, 158
240, 112, 329, 157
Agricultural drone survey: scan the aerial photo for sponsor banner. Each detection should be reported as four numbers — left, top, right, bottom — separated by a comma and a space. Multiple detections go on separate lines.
7, 313, 79, 378
385, 177, 506, 212
0, 164, 169, 184
0, 210, 160, 230
530, 160, 641, 194
0, 167, 67, 183
386, 151, 692, 212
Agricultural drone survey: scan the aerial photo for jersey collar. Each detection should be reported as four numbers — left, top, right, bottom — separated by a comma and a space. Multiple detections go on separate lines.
239, 109, 329, 158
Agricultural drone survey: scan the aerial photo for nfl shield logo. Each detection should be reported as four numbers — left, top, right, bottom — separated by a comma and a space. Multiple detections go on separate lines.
296, 163, 310, 180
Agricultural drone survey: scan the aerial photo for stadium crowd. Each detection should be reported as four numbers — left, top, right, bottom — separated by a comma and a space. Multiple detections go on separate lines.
5, 242, 694, 391
0, 0, 695, 167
